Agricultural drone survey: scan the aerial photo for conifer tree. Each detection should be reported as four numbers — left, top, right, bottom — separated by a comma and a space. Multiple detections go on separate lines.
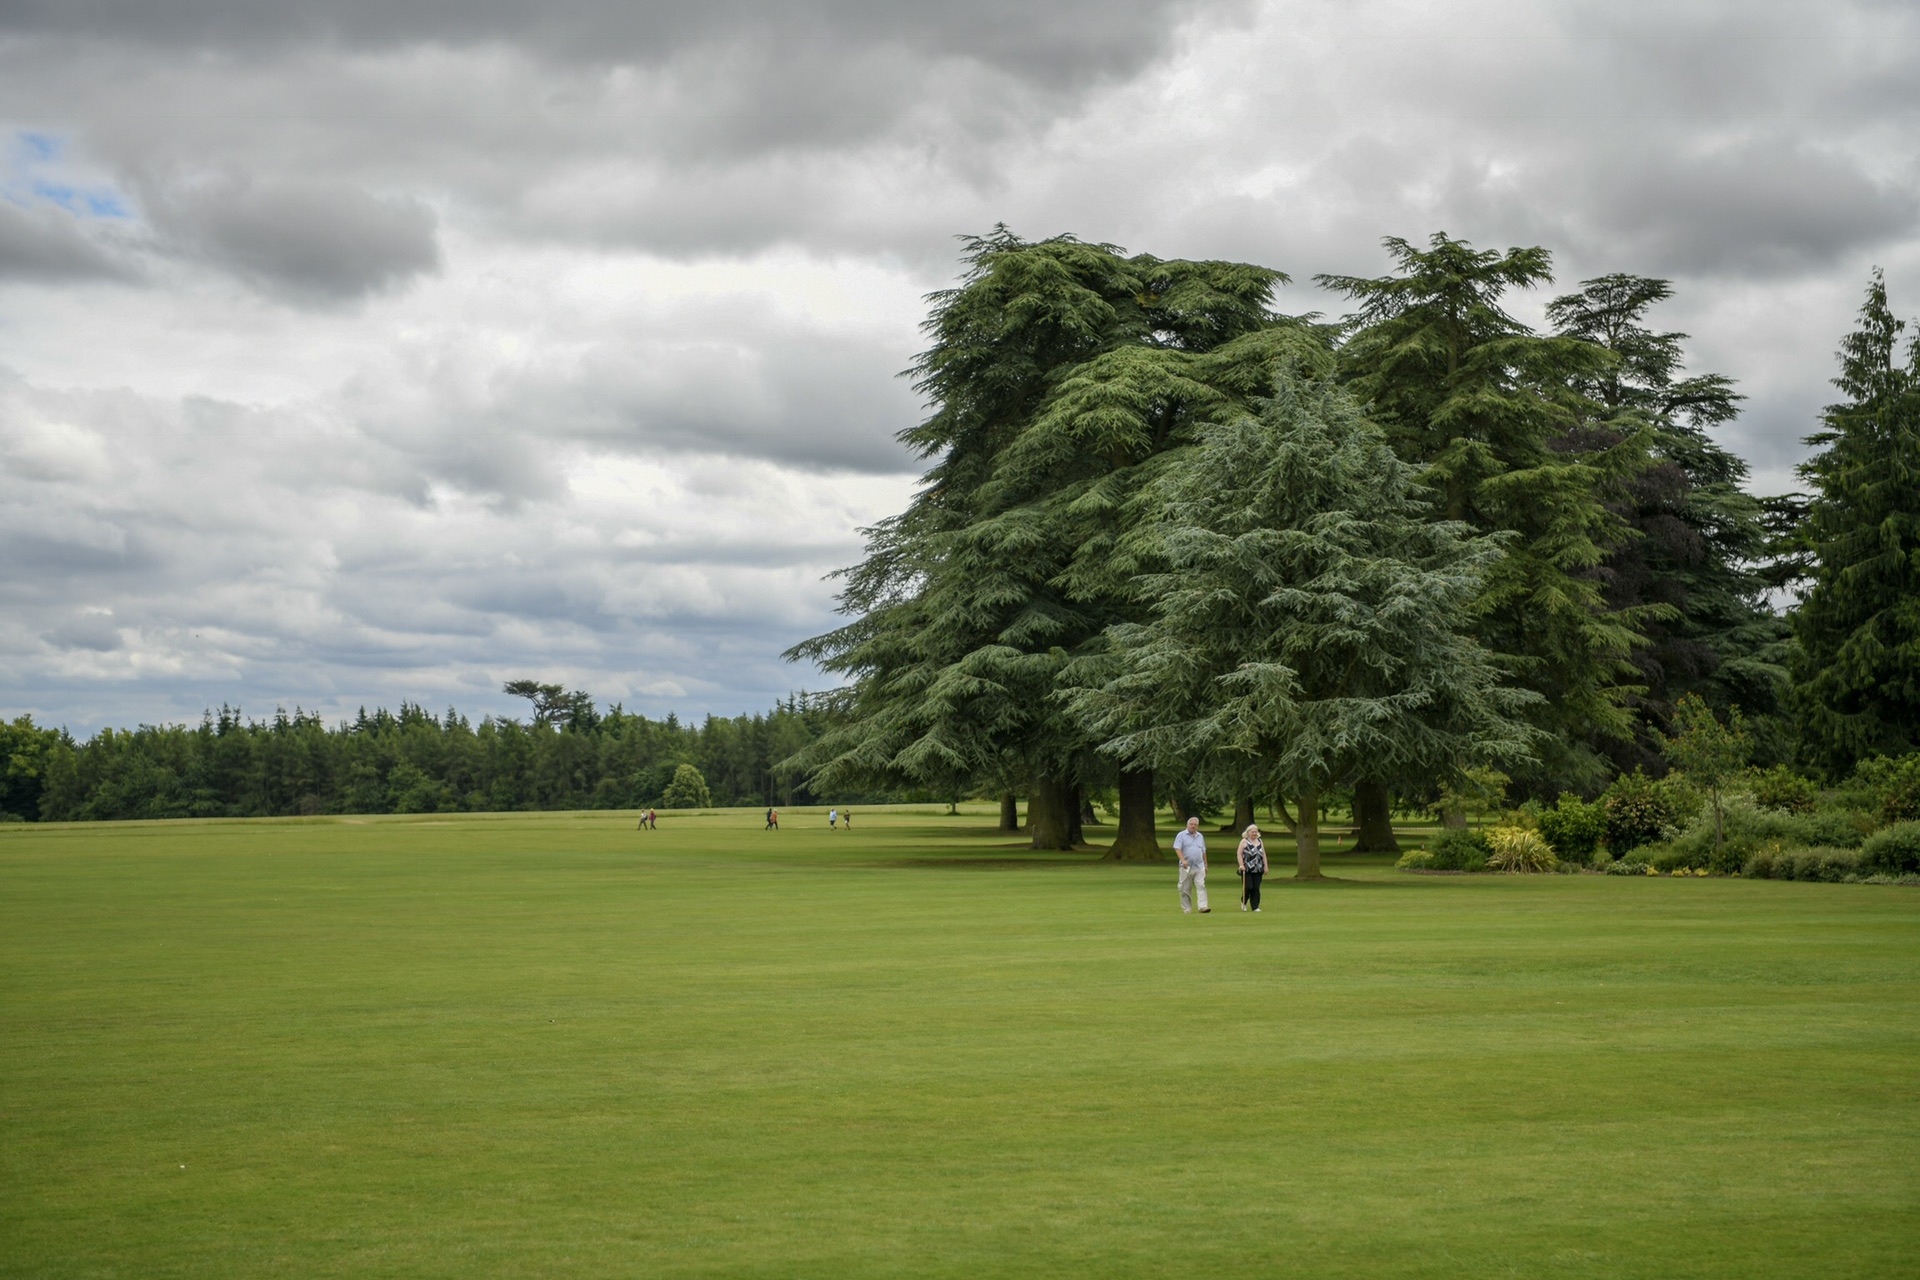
1547, 274, 1789, 769
1319, 235, 1655, 794
788, 231, 1299, 850
1791, 271, 1920, 774
1069, 365, 1537, 878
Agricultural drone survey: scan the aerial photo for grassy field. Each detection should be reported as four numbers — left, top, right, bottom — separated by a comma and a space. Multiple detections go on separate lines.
2, 806, 1916, 1278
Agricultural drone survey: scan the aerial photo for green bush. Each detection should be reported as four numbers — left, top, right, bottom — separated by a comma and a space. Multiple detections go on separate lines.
1853, 755, 1920, 826
1395, 850, 1435, 870
1859, 821, 1920, 876
1742, 846, 1862, 882
1649, 843, 1706, 873
1426, 828, 1490, 872
1793, 809, 1870, 849
1602, 770, 1695, 853
1485, 826, 1557, 873
1538, 794, 1606, 859
1603, 853, 1656, 876
1749, 765, 1819, 815
1654, 800, 1867, 876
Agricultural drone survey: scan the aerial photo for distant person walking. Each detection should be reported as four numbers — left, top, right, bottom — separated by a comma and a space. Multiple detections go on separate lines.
1238, 824, 1267, 912
842, 809, 852, 830
1174, 816, 1210, 914
766, 807, 778, 830
829, 808, 838, 830
646, 808, 657, 830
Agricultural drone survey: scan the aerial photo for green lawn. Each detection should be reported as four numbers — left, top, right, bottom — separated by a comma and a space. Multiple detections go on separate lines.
2, 806, 1915, 1278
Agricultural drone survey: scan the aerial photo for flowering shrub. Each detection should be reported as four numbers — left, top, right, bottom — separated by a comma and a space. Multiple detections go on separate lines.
1485, 825, 1557, 873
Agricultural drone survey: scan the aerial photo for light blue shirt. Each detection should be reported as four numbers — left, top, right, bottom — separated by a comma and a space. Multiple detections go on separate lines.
1173, 829, 1206, 866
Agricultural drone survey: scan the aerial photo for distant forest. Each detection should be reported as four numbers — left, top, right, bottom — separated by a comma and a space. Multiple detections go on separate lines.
0, 693, 865, 823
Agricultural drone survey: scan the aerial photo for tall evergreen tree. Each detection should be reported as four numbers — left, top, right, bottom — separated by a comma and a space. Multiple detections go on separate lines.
1791, 271, 1920, 774
787, 230, 1302, 849
1319, 235, 1655, 794
1546, 274, 1789, 770
1068, 365, 1537, 878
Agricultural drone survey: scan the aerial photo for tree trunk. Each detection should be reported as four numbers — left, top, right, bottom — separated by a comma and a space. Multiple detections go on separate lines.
1107, 767, 1161, 860
1028, 776, 1075, 851
1351, 778, 1400, 853
1080, 793, 1099, 825
1440, 801, 1468, 831
1294, 788, 1324, 880
999, 791, 1020, 832
1220, 795, 1255, 833
1270, 794, 1297, 834
1067, 784, 1085, 847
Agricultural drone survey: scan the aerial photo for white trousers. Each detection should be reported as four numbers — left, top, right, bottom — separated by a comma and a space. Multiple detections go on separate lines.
1178, 862, 1209, 912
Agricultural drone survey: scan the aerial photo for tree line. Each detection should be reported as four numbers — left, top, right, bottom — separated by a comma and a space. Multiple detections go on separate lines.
4, 232, 1914, 845
0, 694, 857, 822
784, 230, 1920, 872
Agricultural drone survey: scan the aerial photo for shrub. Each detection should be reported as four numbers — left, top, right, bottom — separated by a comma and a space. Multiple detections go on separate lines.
1741, 842, 1787, 880
1758, 767, 1812, 817
1790, 848, 1861, 882
1604, 852, 1656, 876
1427, 828, 1490, 872
1538, 794, 1606, 860
1743, 845, 1862, 882
1859, 821, 1920, 876
1792, 808, 1869, 850
1395, 850, 1435, 871
1650, 843, 1706, 873
1854, 755, 1920, 826
1656, 800, 1866, 876
1485, 825, 1557, 873
1749, 765, 1819, 815
1602, 770, 1696, 854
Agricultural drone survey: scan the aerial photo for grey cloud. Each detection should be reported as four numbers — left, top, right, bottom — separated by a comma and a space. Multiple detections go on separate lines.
1576, 141, 1918, 277
140, 172, 441, 301
2, 0, 1231, 82
43, 610, 123, 651
0, 366, 882, 734
0, 200, 135, 282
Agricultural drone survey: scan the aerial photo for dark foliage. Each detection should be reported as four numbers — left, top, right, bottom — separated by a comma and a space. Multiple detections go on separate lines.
25, 696, 850, 822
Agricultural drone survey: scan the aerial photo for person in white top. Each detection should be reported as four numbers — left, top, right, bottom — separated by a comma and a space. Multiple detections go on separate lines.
1173, 817, 1210, 913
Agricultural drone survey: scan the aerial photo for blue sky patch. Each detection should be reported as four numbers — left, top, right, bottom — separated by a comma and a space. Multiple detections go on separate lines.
7, 129, 132, 219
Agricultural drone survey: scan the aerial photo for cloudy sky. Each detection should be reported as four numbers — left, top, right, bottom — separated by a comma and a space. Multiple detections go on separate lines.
3, 0, 1916, 734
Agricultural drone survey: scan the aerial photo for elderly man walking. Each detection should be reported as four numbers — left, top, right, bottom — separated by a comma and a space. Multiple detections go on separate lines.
1174, 816, 1210, 914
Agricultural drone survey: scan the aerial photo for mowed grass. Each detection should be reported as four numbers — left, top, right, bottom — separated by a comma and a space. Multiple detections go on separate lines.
2, 807, 1916, 1279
